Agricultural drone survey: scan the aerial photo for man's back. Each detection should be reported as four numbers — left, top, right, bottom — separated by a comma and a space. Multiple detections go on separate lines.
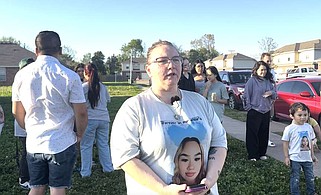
12, 55, 85, 154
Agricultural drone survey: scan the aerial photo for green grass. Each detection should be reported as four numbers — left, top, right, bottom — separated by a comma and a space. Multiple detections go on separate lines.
0, 84, 320, 194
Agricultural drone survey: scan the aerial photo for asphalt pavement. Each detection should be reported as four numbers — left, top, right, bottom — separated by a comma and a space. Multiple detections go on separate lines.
222, 115, 321, 178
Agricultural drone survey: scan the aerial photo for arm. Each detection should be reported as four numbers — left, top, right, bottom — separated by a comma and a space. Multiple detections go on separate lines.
203, 147, 227, 189
282, 141, 290, 166
202, 81, 212, 98
12, 101, 26, 129
121, 158, 186, 194
72, 103, 88, 142
312, 123, 321, 141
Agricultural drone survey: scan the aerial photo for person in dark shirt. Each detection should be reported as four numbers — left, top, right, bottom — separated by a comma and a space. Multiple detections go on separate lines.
178, 58, 195, 91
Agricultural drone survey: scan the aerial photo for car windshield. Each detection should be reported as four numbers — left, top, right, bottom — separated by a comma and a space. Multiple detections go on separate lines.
311, 81, 321, 96
228, 72, 252, 84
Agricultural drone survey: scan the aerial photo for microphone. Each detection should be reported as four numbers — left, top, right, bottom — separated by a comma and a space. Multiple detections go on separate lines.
171, 96, 180, 105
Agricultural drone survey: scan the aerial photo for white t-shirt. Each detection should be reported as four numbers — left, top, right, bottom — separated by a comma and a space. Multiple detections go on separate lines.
282, 123, 315, 162
82, 82, 110, 121
111, 88, 227, 195
14, 120, 26, 137
12, 55, 86, 154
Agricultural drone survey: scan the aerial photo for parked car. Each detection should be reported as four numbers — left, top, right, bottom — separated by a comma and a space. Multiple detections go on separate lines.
286, 67, 320, 79
219, 70, 252, 110
273, 77, 321, 125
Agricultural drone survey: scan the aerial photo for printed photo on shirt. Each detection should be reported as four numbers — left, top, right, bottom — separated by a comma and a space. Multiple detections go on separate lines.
300, 136, 310, 151
172, 137, 206, 185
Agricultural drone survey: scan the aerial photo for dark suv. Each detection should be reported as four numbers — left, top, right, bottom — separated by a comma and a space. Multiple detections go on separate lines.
219, 70, 252, 110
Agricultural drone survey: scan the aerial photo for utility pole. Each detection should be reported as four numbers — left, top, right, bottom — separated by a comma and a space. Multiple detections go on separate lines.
129, 49, 133, 84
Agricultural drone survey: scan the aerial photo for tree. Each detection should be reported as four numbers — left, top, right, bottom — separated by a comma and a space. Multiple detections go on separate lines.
189, 34, 219, 62
106, 54, 121, 75
59, 46, 77, 69
81, 53, 92, 64
0, 36, 20, 44
258, 37, 278, 53
91, 51, 106, 75
121, 39, 144, 60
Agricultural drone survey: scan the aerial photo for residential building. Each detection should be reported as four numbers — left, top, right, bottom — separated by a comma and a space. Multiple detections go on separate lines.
0, 43, 35, 86
272, 39, 321, 74
205, 53, 256, 71
121, 57, 148, 81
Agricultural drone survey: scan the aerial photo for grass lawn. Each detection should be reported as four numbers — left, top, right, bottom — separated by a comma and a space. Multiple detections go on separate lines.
0, 83, 320, 194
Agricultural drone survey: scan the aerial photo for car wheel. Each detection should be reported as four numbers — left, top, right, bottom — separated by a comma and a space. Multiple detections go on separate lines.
228, 95, 237, 110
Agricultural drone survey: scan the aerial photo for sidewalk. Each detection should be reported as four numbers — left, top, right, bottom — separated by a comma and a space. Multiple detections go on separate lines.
222, 115, 321, 178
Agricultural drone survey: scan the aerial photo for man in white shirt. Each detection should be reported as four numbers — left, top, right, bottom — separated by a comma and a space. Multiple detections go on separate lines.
12, 31, 88, 195
261, 52, 276, 147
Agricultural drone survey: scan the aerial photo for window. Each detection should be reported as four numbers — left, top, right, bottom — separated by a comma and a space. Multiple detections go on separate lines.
311, 82, 321, 96
288, 57, 290, 61
277, 81, 294, 93
301, 68, 307, 73
0, 68, 6, 81
292, 81, 312, 95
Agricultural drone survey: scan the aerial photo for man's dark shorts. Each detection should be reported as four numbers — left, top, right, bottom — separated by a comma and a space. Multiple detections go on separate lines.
27, 144, 76, 188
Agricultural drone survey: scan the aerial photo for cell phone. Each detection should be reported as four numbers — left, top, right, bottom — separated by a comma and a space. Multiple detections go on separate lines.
185, 184, 207, 193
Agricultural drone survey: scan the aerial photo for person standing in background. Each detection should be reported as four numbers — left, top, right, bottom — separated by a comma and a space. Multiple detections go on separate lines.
12, 31, 88, 195
74, 63, 85, 82
203, 66, 229, 123
14, 57, 35, 189
243, 61, 276, 161
191, 59, 207, 94
178, 58, 195, 92
80, 63, 113, 177
261, 52, 276, 147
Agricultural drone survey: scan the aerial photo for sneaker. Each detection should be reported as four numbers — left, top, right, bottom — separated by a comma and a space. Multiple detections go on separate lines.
249, 158, 257, 161
268, 140, 276, 147
19, 179, 30, 190
260, 156, 268, 160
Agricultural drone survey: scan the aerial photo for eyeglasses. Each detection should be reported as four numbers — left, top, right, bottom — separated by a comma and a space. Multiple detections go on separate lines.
152, 56, 183, 66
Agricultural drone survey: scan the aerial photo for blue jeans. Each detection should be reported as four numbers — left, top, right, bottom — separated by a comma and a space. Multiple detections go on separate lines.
290, 160, 315, 195
27, 144, 76, 188
80, 120, 113, 177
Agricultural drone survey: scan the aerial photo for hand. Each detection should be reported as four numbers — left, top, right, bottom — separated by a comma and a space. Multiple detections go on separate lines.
262, 91, 272, 98
161, 183, 186, 195
205, 81, 212, 90
313, 156, 318, 163
284, 157, 290, 166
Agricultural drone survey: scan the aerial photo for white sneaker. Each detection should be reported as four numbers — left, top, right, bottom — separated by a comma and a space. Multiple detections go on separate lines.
260, 156, 268, 160
268, 140, 276, 147
19, 178, 30, 190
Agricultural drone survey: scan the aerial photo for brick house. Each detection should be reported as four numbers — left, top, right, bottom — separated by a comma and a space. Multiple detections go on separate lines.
0, 43, 36, 86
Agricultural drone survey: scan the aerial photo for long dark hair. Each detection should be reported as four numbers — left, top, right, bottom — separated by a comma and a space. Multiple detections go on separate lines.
85, 63, 100, 109
251, 61, 274, 83
206, 66, 222, 82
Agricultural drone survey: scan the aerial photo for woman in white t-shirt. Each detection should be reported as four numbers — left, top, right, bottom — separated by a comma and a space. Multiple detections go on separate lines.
80, 63, 113, 177
110, 40, 227, 195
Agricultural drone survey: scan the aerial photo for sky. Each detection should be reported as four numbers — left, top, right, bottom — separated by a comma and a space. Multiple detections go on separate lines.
1, 0, 321, 61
